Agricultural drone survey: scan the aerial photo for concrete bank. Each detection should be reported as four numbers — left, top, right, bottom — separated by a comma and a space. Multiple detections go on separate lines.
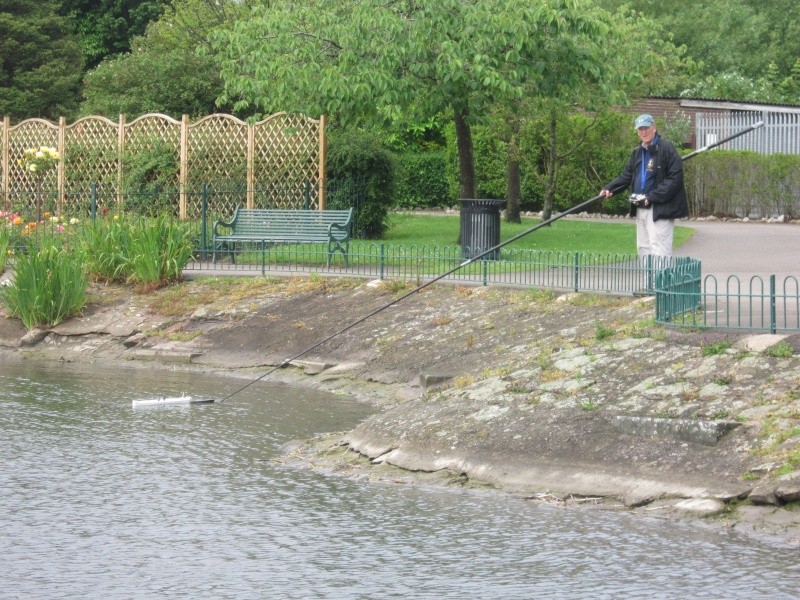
2, 276, 800, 547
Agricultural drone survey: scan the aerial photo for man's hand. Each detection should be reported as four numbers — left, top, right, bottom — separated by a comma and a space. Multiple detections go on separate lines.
599, 189, 612, 198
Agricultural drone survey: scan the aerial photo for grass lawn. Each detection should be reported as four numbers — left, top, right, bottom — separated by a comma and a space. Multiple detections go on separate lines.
378, 213, 694, 254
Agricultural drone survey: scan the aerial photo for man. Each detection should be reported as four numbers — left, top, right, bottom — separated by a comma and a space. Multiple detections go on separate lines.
599, 114, 688, 257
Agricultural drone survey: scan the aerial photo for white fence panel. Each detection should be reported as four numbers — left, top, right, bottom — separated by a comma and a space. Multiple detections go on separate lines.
696, 111, 800, 155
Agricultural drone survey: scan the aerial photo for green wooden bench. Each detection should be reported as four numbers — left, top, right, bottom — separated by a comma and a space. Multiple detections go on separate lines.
212, 207, 353, 267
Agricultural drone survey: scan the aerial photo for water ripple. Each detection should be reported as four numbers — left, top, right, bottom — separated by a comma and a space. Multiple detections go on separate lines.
1, 360, 798, 599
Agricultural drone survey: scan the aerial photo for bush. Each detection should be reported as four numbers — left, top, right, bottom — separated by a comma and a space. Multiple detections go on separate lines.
79, 214, 194, 288
1, 244, 88, 329
442, 111, 634, 214
121, 138, 180, 216
393, 149, 452, 208
79, 215, 131, 282
122, 214, 195, 289
326, 129, 394, 238
685, 151, 800, 218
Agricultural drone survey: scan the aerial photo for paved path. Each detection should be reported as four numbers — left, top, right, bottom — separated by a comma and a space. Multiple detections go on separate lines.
678, 220, 800, 280
676, 219, 800, 331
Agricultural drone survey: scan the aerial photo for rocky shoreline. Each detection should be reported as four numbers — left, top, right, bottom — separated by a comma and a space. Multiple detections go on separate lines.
2, 274, 800, 547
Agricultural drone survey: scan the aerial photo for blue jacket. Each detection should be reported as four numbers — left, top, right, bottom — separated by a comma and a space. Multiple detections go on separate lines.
605, 137, 689, 221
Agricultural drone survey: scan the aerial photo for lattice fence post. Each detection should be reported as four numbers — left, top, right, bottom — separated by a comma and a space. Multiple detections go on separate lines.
2, 116, 8, 211
180, 114, 189, 219
247, 120, 255, 209
319, 114, 327, 210
58, 117, 65, 213
118, 114, 126, 211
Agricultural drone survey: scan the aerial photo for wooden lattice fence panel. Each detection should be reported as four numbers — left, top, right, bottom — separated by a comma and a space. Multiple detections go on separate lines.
4, 118, 59, 215
253, 113, 321, 210
186, 114, 249, 219
63, 116, 119, 215
2, 112, 324, 219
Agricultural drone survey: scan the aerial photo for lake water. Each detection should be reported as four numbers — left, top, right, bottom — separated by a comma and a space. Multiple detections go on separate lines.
2, 358, 799, 599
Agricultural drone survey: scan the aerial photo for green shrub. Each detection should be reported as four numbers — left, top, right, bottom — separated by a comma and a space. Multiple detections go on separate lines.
443, 111, 634, 214
1, 244, 88, 329
79, 214, 194, 287
685, 151, 800, 218
393, 149, 452, 208
122, 214, 195, 288
327, 128, 394, 238
121, 137, 180, 216
765, 340, 794, 358
0, 225, 9, 272
79, 216, 131, 282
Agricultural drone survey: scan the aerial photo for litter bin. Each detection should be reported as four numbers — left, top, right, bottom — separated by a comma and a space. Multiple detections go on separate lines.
460, 199, 505, 260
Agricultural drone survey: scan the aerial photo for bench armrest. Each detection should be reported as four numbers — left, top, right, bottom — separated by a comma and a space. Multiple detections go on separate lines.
212, 210, 238, 237
328, 221, 351, 241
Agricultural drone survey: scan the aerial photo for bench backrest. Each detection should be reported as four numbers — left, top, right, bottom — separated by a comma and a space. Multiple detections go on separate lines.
229, 208, 352, 241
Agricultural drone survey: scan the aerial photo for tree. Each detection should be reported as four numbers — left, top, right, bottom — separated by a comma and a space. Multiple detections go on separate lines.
81, 0, 251, 118
0, 0, 84, 120
504, 6, 685, 222
595, 0, 800, 104
60, 0, 170, 69
213, 0, 626, 203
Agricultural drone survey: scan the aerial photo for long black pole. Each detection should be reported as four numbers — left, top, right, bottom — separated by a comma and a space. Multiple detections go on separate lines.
218, 120, 764, 403
680, 120, 763, 160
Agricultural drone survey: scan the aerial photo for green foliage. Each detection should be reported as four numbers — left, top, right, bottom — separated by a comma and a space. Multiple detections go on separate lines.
212, 0, 640, 200
701, 341, 732, 357
326, 129, 394, 238
0, 225, 10, 272
596, 0, 800, 103
79, 216, 131, 282
595, 322, 616, 341
0, 0, 85, 120
442, 111, 634, 214
765, 341, 794, 359
62, 0, 169, 68
79, 214, 193, 287
393, 149, 452, 209
1, 244, 88, 329
63, 141, 119, 189
81, 44, 223, 119
121, 139, 180, 215
79, 0, 251, 118
685, 152, 800, 218
122, 214, 195, 287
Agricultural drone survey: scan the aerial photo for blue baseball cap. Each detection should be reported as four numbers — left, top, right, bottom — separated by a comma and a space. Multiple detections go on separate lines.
634, 114, 655, 129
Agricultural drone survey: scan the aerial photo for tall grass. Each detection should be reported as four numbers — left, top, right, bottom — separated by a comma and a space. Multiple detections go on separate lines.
79, 216, 131, 282
0, 225, 9, 272
80, 214, 195, 288
1, 244, 88, 329
123, 214, 195, 288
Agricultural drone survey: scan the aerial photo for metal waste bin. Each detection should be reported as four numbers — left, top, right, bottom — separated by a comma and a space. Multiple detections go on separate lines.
460, 199, 505, 260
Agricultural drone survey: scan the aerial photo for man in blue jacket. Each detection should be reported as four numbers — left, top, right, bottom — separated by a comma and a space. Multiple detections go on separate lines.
600, 114, 688, 257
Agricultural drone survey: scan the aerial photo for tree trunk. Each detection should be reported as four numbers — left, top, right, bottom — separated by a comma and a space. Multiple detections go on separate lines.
506, 127, 522, 224
542, 108, 557, 222
454, 106, 476, 244
454, 107, 476, 200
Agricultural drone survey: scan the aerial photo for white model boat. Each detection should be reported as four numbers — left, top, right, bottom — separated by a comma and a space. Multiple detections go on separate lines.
131, 395, 214, 408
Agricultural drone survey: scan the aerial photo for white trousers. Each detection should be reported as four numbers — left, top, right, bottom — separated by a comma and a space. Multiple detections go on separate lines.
636, 207, 674, 257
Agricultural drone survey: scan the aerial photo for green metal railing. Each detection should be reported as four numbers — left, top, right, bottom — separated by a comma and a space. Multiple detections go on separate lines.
656, 272, 800, 333
188, 240, 695, 296
4, 185, 799, 333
